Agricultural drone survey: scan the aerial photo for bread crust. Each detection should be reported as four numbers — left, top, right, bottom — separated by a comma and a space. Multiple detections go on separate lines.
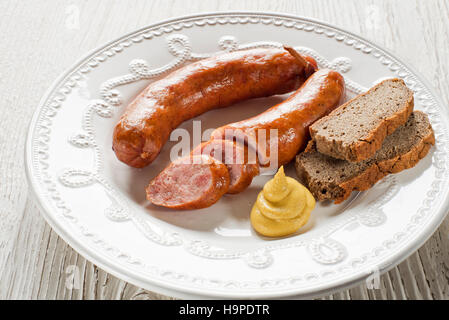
310, 78, 414, 162
335, 126, 434, 203
296, 111, 435, 203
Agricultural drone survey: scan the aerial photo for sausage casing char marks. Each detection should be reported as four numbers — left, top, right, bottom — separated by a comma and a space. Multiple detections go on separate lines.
211, 68, 345, 168
113, 48, 317, 168
147, 69, 345, 209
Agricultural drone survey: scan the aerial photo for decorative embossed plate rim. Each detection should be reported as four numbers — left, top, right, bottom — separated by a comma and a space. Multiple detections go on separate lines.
25, 12, 449, 299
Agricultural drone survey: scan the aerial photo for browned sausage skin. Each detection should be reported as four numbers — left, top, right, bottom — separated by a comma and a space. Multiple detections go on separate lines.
147, 69, 345, 210
113, 48, 317, 168
211, 69, 345, 168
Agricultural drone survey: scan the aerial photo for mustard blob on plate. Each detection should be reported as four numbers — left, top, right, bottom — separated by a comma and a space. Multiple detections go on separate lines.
251, 166, 315, 237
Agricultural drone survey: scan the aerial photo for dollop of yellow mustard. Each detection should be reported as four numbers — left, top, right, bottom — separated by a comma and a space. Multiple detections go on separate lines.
251, 166, 315, 237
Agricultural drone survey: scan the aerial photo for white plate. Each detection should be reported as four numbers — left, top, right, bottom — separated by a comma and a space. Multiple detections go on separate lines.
26, 12, 449, 299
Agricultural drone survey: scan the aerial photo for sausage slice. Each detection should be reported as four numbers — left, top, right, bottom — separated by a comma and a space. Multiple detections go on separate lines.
192, 140, 259, 194
146, 155, 230, 210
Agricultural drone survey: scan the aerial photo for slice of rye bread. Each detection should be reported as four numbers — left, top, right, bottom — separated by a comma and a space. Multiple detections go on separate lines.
296, 111, 434, 204
309, 78, 414, 162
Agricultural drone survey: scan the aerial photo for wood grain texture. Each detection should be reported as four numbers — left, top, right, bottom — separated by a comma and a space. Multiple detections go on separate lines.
0, 0, 448, 300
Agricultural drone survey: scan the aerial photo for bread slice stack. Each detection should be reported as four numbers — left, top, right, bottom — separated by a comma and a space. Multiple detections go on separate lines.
295, 78, 435, 203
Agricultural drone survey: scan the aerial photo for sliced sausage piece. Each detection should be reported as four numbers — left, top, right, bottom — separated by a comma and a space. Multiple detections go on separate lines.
211, 69, 345, 168
192, 140, 259, 194
113, 48, 317, 168
146, 155, 230, 210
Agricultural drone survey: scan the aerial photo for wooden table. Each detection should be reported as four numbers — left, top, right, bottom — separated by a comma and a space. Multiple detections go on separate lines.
1, 0, 448, 300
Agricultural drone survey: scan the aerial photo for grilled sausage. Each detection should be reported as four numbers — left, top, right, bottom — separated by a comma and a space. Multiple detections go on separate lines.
113, 48, 317, 168
146, 155, 230, 210
211, 68, 345, 168
146, 69, 345, 210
